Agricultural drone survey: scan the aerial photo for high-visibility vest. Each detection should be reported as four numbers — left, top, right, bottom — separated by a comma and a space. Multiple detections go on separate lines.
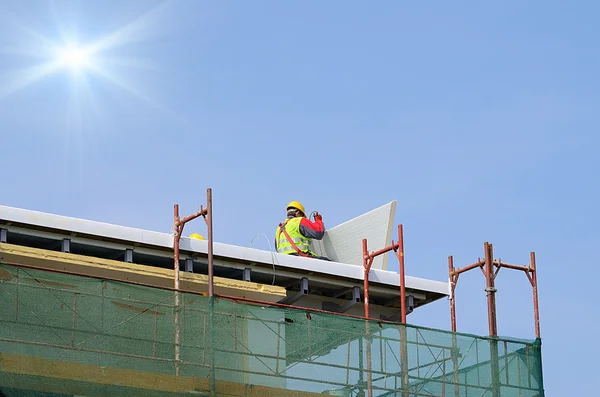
275, 217, 314, 256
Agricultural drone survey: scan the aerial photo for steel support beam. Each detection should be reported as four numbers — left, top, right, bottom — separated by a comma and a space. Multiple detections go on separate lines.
322, 286, 361, 313
243, 268, 251, 282
278, 277, 308, 305
380, 295, 415, 321
61, 238, 71, 253
124, 249, 133, 263
0, 228, 6, 243
185, 258, 193, 273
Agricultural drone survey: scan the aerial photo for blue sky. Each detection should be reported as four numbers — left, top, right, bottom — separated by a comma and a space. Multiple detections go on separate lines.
1, 0, 597, 394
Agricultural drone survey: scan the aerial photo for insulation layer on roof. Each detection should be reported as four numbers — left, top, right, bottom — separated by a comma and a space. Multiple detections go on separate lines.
0, 243, 286, 302
0, 353, 325, 396
310, 201, 397, 270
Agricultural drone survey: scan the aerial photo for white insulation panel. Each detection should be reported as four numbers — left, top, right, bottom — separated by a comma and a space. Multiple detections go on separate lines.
310, 201, 396, 270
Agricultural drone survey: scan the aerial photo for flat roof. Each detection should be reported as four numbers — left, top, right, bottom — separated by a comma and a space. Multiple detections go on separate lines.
0, 204, 449, 317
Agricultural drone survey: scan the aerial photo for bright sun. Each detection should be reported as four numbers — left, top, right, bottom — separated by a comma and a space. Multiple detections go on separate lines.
57, 46, 91, 70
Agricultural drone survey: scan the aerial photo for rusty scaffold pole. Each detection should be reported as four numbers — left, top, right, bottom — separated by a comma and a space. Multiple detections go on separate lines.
172, 187, 213, 376
362, 224, 408, 397
448, 242, 541, 396
447, 256, 460, 397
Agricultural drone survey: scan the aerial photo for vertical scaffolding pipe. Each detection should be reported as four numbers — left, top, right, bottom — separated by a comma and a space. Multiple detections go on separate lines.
484, 242, 498, 336
448, 256, 460, 397
358, 336, 364, 394
209, 300, 216, 397
361, 238, 373, 397
172, 190, 211, 378
207, 188, 214, 297
399, 324, 409, 397
530, 252, 541, 339
398, 224, 407, 324
173, 204, 182, 376
206, 188, 216, 396
362, 239, 371, 319
448, 256, 457, 333
365, 326, 373, 397
397, 225, 409, 397
485, 242, 500, 397
174, 204, 181, 290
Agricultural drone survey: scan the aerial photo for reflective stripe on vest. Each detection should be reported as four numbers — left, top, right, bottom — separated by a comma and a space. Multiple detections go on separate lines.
275, 217, 312, 255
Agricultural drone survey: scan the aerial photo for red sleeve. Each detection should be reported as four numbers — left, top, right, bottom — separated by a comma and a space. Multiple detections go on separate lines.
300, 218, 324, 232
299, 218, 325, 239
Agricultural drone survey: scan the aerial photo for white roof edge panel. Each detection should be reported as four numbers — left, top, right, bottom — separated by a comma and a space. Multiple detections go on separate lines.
0, 205, 450, 296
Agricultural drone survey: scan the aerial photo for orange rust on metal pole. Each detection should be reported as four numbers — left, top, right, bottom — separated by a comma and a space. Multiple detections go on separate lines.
448, 256, 457, 332
365, 329, 373, 397
362, 239, 373, 319
172, 191, 211, 376
173, 202, 209, 294
207, 188, 214, 297
398, 225, 409, 397
368, 244, 397, 259
450, 260, 485, 276
174, 204, 181, 291
207, 187, 215, 397
361, 225, 408, 397
179, 209, 208, 226
361, 238, 374, 397
446, 242, 541, 396
530, 252, 541, 339
398, 224, 407, 324
448, 256, 460, 397
485, 242, 500, 397
173, 204, 181, 376
484, 242, 498, 336
495, 261, 530, 272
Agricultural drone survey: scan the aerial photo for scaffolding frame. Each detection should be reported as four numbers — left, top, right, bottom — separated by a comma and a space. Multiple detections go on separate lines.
172, 188, 213, 380
361, 224, 408, 397
447, 241, 541, 339
165, 188, 543, 396
447, 241, 542, 397
0, 261, 544, 397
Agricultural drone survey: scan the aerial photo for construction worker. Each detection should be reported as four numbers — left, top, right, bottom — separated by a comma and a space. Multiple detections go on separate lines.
275, 201, 330, 260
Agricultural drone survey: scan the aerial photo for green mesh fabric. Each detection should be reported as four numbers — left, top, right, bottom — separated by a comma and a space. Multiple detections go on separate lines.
0, 263, 544, 396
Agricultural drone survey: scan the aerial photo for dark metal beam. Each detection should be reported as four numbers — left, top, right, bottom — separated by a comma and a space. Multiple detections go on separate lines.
185, 258, 193, 273
380, 296, 415, 321
243, 268, 251, 282
61, 238, 71, 253
322, 286, 361, 313
278, 277, 308, 305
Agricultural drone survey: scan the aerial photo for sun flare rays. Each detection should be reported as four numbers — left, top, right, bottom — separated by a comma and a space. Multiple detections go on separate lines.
0, 0, 174, 114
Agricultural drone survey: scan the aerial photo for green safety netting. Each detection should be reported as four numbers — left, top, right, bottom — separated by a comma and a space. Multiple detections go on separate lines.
0, 263, 544, 396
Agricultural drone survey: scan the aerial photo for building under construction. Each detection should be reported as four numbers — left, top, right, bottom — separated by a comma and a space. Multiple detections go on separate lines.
0, 188, 544, 396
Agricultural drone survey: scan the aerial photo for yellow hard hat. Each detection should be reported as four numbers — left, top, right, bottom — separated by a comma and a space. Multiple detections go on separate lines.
286, 201, 306, 215
189, 233, 205, 240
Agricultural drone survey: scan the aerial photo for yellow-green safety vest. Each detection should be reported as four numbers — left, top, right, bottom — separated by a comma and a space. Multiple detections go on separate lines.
275, 217, 315, 256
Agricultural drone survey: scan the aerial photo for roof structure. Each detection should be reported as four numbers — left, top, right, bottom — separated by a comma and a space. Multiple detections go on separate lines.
0, 204, 449, 320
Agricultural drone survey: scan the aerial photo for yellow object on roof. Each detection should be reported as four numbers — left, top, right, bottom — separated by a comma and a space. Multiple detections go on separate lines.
189, 233, 205, 240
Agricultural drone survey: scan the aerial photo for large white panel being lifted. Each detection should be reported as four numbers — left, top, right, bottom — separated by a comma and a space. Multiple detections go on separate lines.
310, 201, 396, 270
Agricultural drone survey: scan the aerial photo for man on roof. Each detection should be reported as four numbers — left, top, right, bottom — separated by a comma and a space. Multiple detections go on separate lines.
275, 201, 330, 260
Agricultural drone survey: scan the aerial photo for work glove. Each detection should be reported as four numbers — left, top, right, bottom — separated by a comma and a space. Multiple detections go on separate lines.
314, 213, 323, 222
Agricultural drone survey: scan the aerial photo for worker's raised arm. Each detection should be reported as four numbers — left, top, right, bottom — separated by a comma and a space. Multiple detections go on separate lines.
299, 216, 325, 240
